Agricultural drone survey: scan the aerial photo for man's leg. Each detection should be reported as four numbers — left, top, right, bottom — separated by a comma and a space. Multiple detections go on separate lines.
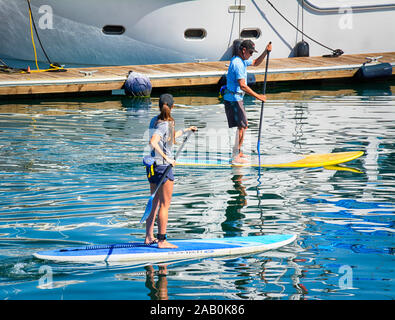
232, 127, 248, 164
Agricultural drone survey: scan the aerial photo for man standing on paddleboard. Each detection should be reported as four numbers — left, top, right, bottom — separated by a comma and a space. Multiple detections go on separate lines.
224, 40, 272, 164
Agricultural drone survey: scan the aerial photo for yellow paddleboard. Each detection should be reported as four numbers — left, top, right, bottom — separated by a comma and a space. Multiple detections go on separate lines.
176, 151, 364, 168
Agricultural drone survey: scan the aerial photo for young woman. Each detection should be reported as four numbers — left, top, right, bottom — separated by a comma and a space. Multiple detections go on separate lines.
145, 93, 197, 249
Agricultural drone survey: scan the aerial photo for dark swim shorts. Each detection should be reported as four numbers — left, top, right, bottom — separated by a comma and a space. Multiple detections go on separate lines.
224, 100, 248, 128
146, 164, 175, 185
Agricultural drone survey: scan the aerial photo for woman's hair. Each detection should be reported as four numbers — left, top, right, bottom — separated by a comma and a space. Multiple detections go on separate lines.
158, 94, 175, 144
158, 103, 174, 122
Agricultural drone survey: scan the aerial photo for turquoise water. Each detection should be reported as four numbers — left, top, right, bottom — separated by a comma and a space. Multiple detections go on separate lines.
0, 82, 394, 300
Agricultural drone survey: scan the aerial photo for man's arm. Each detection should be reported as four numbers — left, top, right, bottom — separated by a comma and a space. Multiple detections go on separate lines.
238, 78, 266, 102
252, 42, 272, 67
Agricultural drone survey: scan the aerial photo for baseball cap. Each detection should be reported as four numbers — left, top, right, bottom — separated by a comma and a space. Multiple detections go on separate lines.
159, 93, 174, 108
240, 40, 258, 53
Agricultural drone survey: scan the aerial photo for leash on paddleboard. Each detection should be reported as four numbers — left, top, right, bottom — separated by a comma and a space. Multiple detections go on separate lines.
257, 42, 271, 170
140, 130, 194, 223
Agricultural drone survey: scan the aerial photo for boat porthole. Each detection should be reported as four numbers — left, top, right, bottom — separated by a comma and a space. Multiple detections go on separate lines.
240, 28, 261, 39
102, 25, 126, 35
184, 29, 207, 40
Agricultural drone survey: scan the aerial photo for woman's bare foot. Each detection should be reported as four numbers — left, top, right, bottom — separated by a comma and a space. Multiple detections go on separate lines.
144, 236, 158, 245
157, 240, 178, 249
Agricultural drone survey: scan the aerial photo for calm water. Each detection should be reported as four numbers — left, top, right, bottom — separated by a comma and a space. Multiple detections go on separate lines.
0, 82, 394, 300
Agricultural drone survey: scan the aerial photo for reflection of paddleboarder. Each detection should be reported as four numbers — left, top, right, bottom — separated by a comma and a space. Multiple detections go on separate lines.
222, 168, 248, 237
223, 40, 272, 164
145, 265, 169, 300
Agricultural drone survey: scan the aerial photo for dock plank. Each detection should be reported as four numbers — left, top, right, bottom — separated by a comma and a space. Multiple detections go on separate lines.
0, 52, 394, 97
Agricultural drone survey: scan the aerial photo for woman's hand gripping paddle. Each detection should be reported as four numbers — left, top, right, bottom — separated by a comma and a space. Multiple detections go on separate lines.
257, 42, 271, 168
140, 130, 193, 223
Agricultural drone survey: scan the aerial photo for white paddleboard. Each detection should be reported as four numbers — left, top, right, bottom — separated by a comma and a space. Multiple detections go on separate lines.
33, 234, 296, 263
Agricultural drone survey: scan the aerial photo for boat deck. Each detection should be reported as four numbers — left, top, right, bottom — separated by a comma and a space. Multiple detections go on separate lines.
0, 52, 394, 97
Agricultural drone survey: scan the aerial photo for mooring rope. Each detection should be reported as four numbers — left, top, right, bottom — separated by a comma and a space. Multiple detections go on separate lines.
265, 0, 344, 57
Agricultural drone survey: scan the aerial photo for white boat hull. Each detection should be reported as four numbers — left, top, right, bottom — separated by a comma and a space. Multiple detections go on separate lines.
0, 0, 394, 66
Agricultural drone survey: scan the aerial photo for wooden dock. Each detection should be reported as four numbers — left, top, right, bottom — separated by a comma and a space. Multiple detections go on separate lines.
0, 52, 394, 97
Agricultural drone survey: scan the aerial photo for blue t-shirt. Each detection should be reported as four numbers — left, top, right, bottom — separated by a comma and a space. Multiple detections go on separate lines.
149, 115, 174, 165
224, 56, 253, 102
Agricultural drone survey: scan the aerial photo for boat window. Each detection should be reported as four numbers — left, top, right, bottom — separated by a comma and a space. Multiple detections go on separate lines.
184, 29, 207, 40
240, 28, 261, 39
102, 25, 126, 35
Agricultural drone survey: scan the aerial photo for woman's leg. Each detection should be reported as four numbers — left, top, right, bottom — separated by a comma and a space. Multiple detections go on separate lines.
157, 179, 177, 249
145, 183, 160, 244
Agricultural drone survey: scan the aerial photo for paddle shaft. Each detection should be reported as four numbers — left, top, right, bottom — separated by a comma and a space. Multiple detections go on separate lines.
257, 45, 271, 163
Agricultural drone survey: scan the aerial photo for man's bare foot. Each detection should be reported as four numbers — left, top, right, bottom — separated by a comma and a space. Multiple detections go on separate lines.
157, 240, 178, 249
232, 155, 249, 164
239, 152, 249, 158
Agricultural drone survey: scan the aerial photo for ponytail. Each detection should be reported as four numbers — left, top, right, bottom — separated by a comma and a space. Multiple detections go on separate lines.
158, 104, 175, 144
158, 104, 174, 122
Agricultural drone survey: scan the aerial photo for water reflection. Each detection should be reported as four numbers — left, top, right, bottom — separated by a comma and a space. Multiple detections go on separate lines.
121, 96, 151, 117
222, 168, 248, 237
145, 264, 169, 300
291, 103, 308, 150
0, 81, 394, 299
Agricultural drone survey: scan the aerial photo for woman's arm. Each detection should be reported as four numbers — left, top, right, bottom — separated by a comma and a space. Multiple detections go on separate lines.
175, 126, 198, 139
149, 134, 175, 166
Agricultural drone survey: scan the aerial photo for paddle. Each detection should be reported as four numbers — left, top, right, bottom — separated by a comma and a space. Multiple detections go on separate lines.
257, 42, 271, 168
140, 130, 193, 223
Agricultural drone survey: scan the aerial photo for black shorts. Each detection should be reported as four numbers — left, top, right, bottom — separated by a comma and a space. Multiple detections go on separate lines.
146, 164, 174, 185
224, 100, 248, 128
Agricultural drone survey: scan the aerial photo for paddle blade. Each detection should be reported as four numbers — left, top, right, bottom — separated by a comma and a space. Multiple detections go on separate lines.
140, 196, 153, 223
